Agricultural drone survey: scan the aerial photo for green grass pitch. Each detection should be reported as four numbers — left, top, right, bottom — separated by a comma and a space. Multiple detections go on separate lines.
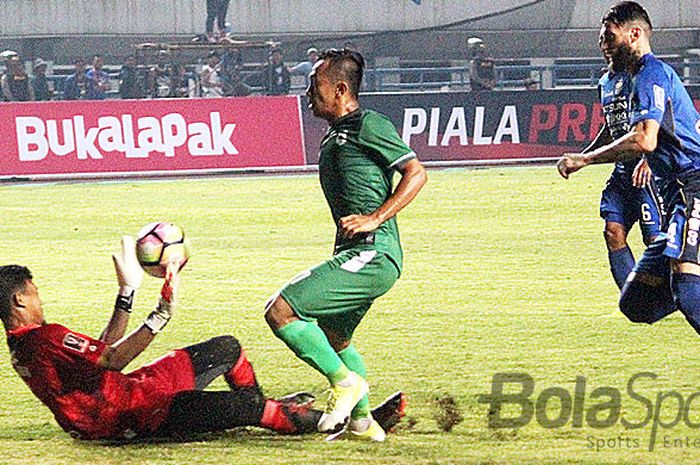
1, 165, 699, 464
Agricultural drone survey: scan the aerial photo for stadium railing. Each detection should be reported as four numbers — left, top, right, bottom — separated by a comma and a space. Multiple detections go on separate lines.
18, 56, 700, 100
356, 56, 700, 92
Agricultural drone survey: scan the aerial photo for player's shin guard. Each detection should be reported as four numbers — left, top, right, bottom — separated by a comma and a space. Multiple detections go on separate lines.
619, 279, 675, 324
609, 246, 635, 290
337, 344, 371, 419
672, 273, 700, 334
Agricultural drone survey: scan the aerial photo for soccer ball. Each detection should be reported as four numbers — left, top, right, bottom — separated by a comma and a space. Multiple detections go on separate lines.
135, 222, 191, 278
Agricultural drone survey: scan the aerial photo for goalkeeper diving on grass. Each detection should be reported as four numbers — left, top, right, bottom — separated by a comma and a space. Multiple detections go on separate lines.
0, 236, 404, 441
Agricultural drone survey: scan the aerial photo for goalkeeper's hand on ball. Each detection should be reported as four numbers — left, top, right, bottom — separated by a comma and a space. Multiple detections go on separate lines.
112, 236, 144, 312
144, 260, 181, 334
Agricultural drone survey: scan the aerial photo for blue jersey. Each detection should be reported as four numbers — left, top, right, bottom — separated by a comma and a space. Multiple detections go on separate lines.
598, 71, 638, 179
598, 69, 667, 239
629, 53, 700, 182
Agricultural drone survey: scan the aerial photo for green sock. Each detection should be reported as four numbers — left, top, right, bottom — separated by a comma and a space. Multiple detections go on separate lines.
338, 343, 371, 419
275, 320, 349, 384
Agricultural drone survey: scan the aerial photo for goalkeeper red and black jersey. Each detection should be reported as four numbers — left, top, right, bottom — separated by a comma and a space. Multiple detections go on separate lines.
7, 323, 195, 439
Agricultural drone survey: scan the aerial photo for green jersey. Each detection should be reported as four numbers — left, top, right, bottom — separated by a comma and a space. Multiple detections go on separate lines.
318, 108, 416, 272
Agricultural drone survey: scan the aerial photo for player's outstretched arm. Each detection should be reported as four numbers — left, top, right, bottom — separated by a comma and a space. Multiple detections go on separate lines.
339, 157, 427, 239
100, 236, 144, 344
98, 262, 179, 371
557, 119, 660, 179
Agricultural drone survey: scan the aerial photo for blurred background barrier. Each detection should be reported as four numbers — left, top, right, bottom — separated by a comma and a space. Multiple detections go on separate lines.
2, 86, 698, 181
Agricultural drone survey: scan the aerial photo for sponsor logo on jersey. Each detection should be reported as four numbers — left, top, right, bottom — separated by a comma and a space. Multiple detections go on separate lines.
603, 95, 630, 139
615, 78, 624, 93
337, 131, 348, 146
63, 333, 89, 353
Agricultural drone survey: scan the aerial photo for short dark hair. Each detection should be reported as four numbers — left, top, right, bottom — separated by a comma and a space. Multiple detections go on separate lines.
602, 1, 652, 32
0, 265, 32, 323
318, 48, 365, 98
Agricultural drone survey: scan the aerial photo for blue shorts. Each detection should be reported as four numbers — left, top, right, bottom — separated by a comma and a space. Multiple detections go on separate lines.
599, 172, 664, 242
634, 175, 700, 273
661, 175, 700, 264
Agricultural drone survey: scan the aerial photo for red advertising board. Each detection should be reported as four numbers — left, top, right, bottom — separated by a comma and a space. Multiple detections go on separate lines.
0, 96, 305, 178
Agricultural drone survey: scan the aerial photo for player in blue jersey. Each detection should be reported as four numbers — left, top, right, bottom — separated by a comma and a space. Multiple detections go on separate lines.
593, 69, 665, 290
558, 1, 700, 330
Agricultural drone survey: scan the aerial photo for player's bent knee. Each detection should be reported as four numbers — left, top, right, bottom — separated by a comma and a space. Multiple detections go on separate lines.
619, 280, 670, 324
209, 335, 242, 362
327, 337, 351, 352
264, 295, 297, 331
185, 335, 242, 368
264, 302, 281, 330
320, 326, 350, 352
619, 285, 651, 324
619, 299, 655, 324
603, 224, 628, 251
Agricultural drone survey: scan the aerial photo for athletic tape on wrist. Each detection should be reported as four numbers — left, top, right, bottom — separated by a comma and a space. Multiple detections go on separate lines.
115, 290, 134, 313
143, 297, 174, 334
143, 311, 169, 334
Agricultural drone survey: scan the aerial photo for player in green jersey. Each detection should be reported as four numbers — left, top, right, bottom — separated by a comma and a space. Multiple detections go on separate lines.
265, 48, 427, 441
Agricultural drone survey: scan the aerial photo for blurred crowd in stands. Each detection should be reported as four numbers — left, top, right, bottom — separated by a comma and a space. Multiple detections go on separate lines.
0, 36, 540, 102
0, 44, 320, 102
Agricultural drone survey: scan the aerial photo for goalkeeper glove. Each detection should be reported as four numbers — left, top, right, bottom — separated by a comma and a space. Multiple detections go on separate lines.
112, 235, 144, 312
144, 261, 180, 334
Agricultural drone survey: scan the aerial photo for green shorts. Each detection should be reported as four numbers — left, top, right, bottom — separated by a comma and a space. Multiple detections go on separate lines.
278, 248, 399, 340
